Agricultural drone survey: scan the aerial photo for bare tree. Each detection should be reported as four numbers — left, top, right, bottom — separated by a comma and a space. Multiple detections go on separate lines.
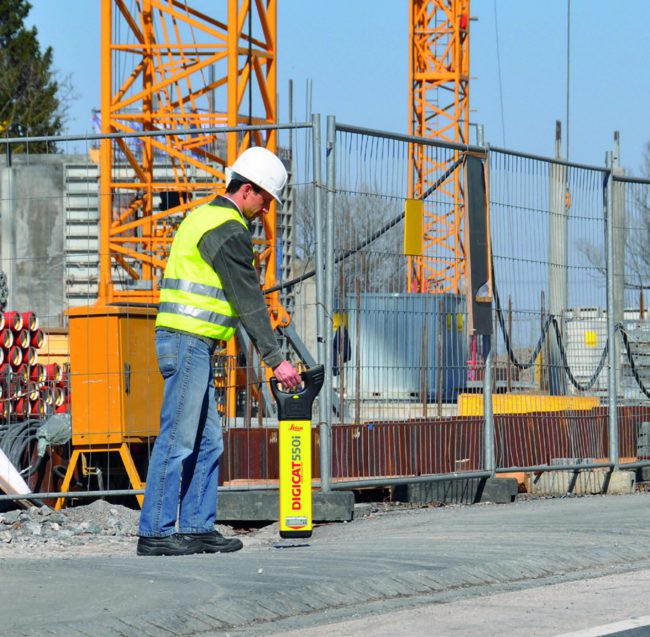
577, 142, 650, 291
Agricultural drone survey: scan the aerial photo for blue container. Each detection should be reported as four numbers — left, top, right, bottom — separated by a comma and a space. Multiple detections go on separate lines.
341, 293, 467, 402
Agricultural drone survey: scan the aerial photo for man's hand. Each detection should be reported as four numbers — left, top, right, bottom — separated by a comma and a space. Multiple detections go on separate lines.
272, 360, 302, 390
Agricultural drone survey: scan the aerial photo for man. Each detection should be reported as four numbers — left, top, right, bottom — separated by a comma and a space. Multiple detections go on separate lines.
137, 147, 302, 556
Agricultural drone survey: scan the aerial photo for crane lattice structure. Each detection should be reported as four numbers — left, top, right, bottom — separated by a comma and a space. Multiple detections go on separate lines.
94, 0, 283, 418
408, 0, 470, 294
98, 0, 280, 308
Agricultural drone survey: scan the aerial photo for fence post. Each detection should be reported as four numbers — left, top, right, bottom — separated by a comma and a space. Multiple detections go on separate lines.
311, 114, 331, 492
612, 133, 625, 399
548, 122, 568, 395
318, 115, 337, 492
483, 334, 495, 474
312, 116, 325, 376
605, 151, 619, 468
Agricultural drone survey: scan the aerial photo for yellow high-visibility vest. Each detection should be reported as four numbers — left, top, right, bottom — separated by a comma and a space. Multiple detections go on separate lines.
156, 202, 248, 340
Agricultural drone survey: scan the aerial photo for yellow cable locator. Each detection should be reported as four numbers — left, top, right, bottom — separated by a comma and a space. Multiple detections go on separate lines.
270, 365, 324, 539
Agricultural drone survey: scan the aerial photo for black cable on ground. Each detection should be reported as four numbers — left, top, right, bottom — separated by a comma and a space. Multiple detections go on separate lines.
0, 418, 43, 473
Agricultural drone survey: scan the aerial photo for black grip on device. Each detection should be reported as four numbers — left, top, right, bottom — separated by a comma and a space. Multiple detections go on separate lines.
270, 365, 324, 420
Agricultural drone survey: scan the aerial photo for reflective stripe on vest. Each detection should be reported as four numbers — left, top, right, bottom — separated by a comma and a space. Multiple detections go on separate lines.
157, 303, 239, 329
160, 277, 228, 302
155, 202, 248, 340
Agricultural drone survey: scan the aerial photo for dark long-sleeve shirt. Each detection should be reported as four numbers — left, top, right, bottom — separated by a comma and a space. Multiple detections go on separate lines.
196, 196, 283, 369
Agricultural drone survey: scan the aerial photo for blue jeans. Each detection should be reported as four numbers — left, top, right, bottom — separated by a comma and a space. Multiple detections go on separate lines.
139, 330, 224, 537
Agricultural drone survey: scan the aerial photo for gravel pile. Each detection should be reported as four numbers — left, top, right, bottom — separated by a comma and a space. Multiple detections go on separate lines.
0, 500, 275, 559
0, 500, 141, 558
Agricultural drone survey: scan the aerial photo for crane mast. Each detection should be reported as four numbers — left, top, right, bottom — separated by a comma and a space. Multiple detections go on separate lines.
408, 0, 470, 294
98, 0, 280, 307
94, 0, 282, 418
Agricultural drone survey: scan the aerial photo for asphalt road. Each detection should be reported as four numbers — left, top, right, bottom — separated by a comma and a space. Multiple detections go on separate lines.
2, 493, 650, 636
259, 569, 650, 637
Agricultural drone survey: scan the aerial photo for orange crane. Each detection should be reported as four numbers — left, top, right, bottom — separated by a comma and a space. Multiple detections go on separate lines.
94, 0, 470, 307
97, 0, 280, 308
95, 0, 284, 420
408, 0, 470, 295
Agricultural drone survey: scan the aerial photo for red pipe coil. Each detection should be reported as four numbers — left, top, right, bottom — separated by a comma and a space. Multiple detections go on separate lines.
44, 363, 63, 382
21, 312, 38, 331
22, 347, 38, 366
29, 364, 46, 382
16, 330, 30, 349
12, 397, 29, 417
7, 347, 22, 367
15, 365, 29, 383
29, 398, 45, 416
53, 386, 66, 407
0, 329, 14, 348
0, 365, 19, 396
4, 311, 23, 332
30, 329, 45, 348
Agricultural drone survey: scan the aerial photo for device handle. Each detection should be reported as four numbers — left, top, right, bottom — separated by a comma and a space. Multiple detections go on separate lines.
270, 365, 324, 420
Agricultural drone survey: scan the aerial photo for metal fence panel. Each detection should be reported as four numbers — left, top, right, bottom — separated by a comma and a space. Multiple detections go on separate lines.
617, 176, 650, 467
328, 125, 486, 485
489, 151, 612, 471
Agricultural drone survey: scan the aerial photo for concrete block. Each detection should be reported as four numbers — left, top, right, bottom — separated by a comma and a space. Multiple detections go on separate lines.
392, 477, 517, 506
527, 470, 635, 496
392, 479, 475, 505
353, 503, 374, 519
314, 491, 355, 521
606, 470, 636, 494
477, 477, 519, 503
217, 490, 355, 523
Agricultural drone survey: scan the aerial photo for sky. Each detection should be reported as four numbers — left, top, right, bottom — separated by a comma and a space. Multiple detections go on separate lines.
24, 0, 650, 176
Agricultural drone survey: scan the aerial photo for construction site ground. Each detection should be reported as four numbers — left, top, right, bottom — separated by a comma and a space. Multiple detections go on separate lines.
2, 492, 650, 637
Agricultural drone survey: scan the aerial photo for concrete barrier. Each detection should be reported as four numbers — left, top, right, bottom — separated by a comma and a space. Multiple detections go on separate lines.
526, 469, 636, 496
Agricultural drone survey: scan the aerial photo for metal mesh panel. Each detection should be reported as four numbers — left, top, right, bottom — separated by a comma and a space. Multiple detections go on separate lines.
0, 123, 315, 503
489, 151, 610, 470
329, 127, 482, 484
4, 121, 650, 504
618, 177, 650, 467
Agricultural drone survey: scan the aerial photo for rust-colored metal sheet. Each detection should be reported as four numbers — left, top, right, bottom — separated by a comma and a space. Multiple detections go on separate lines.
218, 407, 650, 484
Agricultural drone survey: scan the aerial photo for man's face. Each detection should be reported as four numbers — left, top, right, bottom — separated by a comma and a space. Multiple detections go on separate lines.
241, 184, 274, 221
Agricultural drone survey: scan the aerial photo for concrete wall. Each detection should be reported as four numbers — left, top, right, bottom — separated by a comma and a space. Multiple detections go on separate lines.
0, 154, 87, 327
290, 267, 318, 362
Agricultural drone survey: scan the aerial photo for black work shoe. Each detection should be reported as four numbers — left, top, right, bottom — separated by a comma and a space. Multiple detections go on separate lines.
137, 533, 203, 556
187, 530, 243, 553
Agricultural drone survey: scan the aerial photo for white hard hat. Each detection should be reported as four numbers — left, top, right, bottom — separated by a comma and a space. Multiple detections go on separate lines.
225, 146, 287, 205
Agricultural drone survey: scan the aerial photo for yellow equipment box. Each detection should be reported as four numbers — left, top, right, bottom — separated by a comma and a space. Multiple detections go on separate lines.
68, 305, 163, 446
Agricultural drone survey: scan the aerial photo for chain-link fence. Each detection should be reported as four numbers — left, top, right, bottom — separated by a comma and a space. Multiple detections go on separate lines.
2, 117, 650, 506
321, 119, 650, 489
